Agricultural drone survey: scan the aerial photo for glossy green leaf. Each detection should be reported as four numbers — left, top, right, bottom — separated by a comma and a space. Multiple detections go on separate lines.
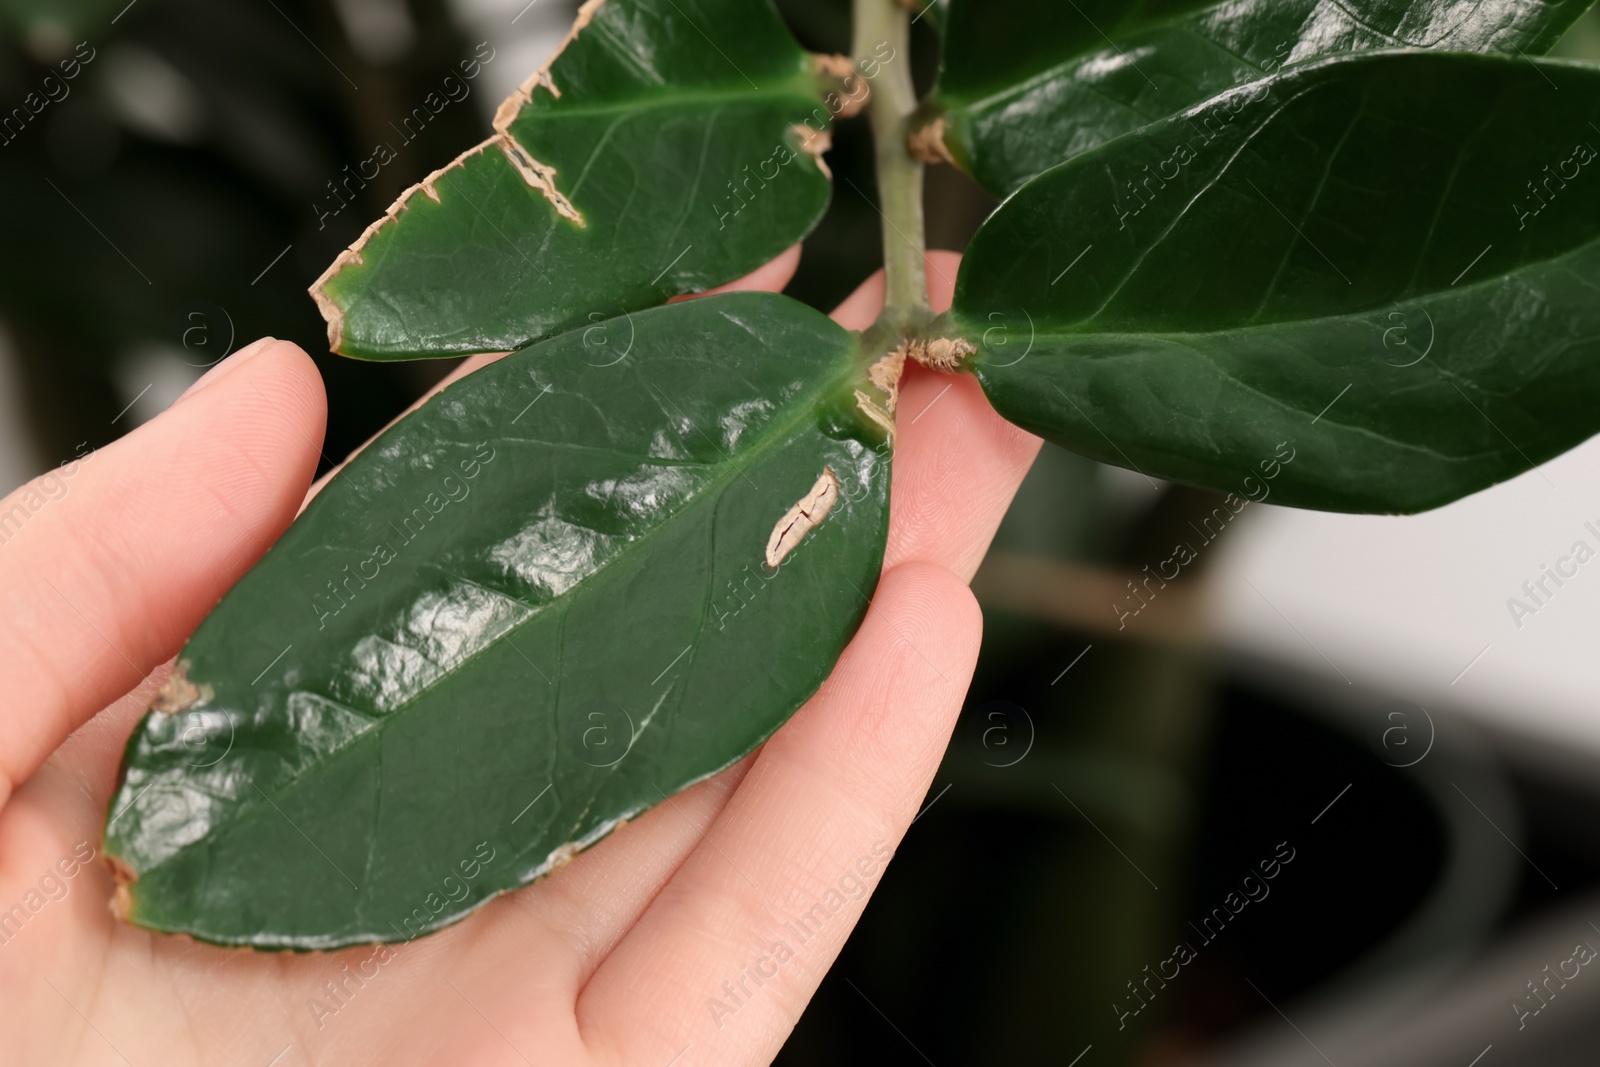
311, 0, 834, 360
104, 292, 892, 948
927, 0, 1597, 196
954, 51, 1600, 514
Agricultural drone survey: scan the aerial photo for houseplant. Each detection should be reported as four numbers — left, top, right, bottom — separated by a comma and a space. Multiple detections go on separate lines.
101, 0, 1600, 954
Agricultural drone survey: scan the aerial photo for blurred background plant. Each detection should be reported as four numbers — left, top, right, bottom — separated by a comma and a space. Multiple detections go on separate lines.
5, 2, 1600, 1063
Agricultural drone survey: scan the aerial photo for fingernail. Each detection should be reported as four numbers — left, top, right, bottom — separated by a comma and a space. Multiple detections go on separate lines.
178, 337, 277, 402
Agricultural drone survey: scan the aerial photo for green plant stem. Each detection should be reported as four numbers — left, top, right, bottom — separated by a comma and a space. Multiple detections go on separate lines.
854, 0, 927, 326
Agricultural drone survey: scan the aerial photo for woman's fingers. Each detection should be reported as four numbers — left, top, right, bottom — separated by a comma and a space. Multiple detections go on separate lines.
453, 757, 756, 997
0, 339, 325, 811
567, 256, 1035, 1062
576, 562, 982, 1066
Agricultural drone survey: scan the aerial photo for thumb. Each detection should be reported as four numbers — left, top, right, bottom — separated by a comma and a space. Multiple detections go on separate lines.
0, 338, 326, 811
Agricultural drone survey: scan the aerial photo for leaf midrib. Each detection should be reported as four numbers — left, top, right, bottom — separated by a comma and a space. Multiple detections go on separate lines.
966, 227, 1600, 340
965, 240, 1600, 463
515, 78, 820, 124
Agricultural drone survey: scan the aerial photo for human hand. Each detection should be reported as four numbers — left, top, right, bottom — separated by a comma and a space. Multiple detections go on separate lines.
0, 249, 1038, 1066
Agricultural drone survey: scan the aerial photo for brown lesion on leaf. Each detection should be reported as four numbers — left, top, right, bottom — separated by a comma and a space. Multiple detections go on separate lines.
868, 346, 908, 396
905, 335, 976, 373
545, 840, 583, 871
908, 116, 955, 165
851, 333, 973, 440
812, 53, 857, 82
151, 662, 210, 715
493, 0, 601, 117
810, 53, 870, 120
307, 0, 603, 353
766, 468, 842, 569
853, 345, 906, 442
793, 123, 833, 180
107, 854, 137, 922
853, 395, 895, 439
491, 135, 583, 225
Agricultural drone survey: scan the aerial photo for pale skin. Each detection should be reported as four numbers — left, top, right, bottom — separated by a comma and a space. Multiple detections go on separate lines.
0, 249, 1040, 1066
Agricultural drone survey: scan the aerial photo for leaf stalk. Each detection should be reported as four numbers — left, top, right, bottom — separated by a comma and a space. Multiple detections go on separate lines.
854, 0, 928, 329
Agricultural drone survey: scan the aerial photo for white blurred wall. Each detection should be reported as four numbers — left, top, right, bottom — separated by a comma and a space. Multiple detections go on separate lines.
1210, 434, 1600, 758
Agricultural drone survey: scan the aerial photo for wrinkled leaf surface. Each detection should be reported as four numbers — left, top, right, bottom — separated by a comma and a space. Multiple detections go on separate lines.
105, 293, 892, 948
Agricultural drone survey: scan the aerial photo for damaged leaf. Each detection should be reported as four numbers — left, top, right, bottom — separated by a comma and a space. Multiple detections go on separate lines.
103, 293, 892, 948
312, 0, 837, 360
923, 0, 1598, 196
954, 51, 1600, 513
